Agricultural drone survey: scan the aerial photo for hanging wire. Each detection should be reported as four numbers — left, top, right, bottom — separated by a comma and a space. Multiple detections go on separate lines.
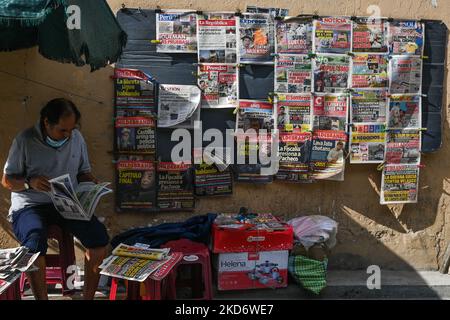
0, 69, 105, 105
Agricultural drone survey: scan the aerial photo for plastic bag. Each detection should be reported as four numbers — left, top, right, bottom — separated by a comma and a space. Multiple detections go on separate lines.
288, 215, 338, 250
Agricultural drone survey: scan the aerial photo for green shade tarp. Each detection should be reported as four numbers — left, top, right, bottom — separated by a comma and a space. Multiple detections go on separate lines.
0, 0, 127, 71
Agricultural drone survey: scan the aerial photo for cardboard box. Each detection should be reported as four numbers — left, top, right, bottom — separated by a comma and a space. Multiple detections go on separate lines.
214, 250, 289, 291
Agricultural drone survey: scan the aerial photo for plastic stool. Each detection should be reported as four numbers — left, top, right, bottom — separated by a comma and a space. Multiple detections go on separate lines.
109, 278, 167, 300
20, 225, 76, 296
161, 239, 213, 300
0, 275, 21, 300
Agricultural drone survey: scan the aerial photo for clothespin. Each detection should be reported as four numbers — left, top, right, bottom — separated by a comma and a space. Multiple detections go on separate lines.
192, 71, 200, 78
421, 93, 428, 98
347, 51, 355, 57
312, 13, 319, 20
235, 9, 242, 17
307, 52, 317, 59
421, 55, 429, 60
150, 40, 162, 44
274, 16, 283, 21
350, 16, 358, 22
196, 10, 204, 16
155, 6, 162, 14
233, 106, 239, 115
238, 63, 246, 68
418, 164, 426, 168
419, 127, 428, 131
387, 17, 394, 23
138, 7, 147, 17
377, 161, 386, 171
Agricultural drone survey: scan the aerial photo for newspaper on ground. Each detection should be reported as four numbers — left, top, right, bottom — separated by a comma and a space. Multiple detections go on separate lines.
156, 10, 197, 53
388, 20, 424, 56
350, 123, 386, 164
387, 94, 421, 129
112, 243, 170, 261
275, 17, 313, 55
313, 94, 348, 131
0, 246, 39, 294
198, 64, 238, 108
351, 54, 389, 89
313, 54, 350, 93
238, 13, 274, 64
380, 164, 419, 204
385, 129, 421, 164
275, 55, 312, 93
100, 243, 181, 282
350, 89, 387, 123
314, 17, 352, 54
276, 93, 312, 132
197, 12, 237, 64
389, 56, 422, 94
157, 84, 201, 128
48, 174, 112, 221
352, 17, 388, 53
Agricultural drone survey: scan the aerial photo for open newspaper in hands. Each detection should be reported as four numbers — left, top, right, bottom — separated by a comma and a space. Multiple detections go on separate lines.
48, 174, 113, 221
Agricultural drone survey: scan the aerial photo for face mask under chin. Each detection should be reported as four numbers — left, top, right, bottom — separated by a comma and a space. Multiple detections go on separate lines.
46, 136, 69, 148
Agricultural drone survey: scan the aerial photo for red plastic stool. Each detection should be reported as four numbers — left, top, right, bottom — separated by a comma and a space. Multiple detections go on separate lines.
161, 239, 213, 300
20, 224, 76, 296
0, 274, 21, 300
109, 278, 167, 300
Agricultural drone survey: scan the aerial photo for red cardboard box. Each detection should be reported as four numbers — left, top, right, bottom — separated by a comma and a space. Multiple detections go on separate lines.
211, 223, 294, 253
214, 250, 289, 291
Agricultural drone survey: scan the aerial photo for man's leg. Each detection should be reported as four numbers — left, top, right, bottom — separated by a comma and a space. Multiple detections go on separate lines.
83, 245, 108, 300
12, 205, 51, 300
25, 256, 48, 300
61, 213, 110, 300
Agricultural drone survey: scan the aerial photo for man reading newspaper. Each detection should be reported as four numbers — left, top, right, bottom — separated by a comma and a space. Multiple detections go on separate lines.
1, 98, 110, 300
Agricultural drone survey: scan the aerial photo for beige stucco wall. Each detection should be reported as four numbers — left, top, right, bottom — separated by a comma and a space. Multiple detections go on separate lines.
0, 0, 449, 270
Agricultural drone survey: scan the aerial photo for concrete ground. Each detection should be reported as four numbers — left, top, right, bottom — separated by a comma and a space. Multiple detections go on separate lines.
20, 270, 450, 300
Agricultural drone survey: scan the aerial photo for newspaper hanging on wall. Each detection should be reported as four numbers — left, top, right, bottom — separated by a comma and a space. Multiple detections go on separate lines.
157, 84, 201, 128
387, 95, 421, 129
350, 89, 387, 123
385, 129, 421, 164
156, 10, 197, 53
239, 13, 274, 64
349, 123, 386, 164
352, 17, 388, 53
351, 54, 389, 89
310, 130, 347, 181
313, 54, 350, 93
314, 17, 352, 54
275, 55, 312, 93
276, 93, 312, 132
275, 17, 313, 54
198, 64, 238, 108
116, 160, 157, 211
388, 20, 424, 56
114, 68, 157, 117
157, 162, 195, 211
380, 164, 419, 204
235, 100, 275, 183
276, 132, 312, 183
115, 117, 156, 155
389, 56, 422, 94
313, 94, 348, 131
197, 13, 237, 63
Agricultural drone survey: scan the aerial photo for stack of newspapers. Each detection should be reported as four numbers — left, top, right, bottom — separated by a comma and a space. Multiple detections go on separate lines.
99, 243, 175, 282
0, 247, 39, 295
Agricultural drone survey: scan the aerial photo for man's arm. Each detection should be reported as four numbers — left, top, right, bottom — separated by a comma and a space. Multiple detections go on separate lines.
1, 174, 50, 192
77, 172, 99, 184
